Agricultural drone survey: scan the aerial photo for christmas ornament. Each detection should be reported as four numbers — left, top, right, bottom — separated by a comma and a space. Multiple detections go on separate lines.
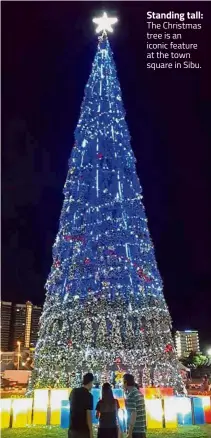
64, 235, 71, 241
165, 344, 173, 353
84, 258, 90, 265
137, 267, 150, 282
102, 281, 109, 287
54, 260, 60, 268
115, 371, 124, 383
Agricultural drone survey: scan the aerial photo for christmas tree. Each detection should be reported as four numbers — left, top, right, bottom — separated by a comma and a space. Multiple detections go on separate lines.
33, 13, 185, 394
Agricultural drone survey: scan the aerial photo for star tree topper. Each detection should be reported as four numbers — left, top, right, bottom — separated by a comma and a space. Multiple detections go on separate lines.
93, 12, 118, 34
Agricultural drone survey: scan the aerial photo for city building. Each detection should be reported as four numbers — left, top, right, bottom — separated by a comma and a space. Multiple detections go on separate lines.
175, 330, 200, 358
0, 301, 42, 351
12, 301, 42, 349
0, 301, 12, 351
30, 305, 42, 348
13, 302, 29, 348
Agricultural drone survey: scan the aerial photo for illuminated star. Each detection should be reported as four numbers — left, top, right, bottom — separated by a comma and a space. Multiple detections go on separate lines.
92, 12, 118, 34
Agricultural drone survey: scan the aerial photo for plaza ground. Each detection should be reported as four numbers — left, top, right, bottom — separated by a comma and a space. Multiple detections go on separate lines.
1, 426, 211, 438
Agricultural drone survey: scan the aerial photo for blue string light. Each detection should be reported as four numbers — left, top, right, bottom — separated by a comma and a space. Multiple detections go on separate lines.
32, 34, 185, 394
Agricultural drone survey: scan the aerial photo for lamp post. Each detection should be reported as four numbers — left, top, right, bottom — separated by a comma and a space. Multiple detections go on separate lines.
17, 341, 21, 370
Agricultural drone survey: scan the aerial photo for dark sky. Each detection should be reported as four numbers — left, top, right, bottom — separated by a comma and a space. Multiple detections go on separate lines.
2, 2, 211, 348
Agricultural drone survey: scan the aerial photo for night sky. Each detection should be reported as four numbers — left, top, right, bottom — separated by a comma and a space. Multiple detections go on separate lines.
2, 2, 211, 348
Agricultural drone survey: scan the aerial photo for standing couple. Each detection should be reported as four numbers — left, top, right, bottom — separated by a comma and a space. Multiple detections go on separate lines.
68, 372, 146, 438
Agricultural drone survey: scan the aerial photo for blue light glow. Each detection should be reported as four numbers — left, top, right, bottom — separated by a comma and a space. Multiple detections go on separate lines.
32, 34, 185, 395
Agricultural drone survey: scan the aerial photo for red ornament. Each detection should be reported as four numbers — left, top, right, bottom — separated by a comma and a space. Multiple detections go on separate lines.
84, 258, 90, 265
165, 344, 173, 353
64, 235, 71, 241
97, 152, 103, 159
54, 260, 60, 268
115, 357, 121, 364
137, 267, 150, 282
137, 268, 144, 277
140, 328, 144, 332
68, 340, 72, 347
107, 250, 116, 256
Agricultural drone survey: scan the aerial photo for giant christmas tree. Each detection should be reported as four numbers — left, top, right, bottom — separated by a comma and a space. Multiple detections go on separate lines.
33, 13, 185, 393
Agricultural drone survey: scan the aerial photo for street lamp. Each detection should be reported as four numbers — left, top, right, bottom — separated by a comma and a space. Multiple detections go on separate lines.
207, 348, 211, 356
17, 341, 21, 370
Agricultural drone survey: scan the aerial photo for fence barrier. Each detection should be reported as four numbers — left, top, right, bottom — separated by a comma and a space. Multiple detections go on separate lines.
0, 388, 211, 429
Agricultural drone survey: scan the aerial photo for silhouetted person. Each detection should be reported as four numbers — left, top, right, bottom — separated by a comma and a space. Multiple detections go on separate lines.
68, 373, 94, 438
123, 374, 146, 438
96, 382, 120, 438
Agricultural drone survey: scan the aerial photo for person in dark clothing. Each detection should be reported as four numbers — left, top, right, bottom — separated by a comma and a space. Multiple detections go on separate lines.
96, 382, 120, 438
68, 373, 94, 438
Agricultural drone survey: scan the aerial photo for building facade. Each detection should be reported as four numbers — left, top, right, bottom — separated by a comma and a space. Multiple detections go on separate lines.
0, 301, 12, 351
1, 301, 42, 351
30, 305, 42, 348
12, 302, 42, 349
175, 330, 200, 358
13, 302, 28, 348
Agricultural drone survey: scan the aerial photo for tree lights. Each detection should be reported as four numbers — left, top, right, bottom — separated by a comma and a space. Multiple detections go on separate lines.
31, 19, 185, 394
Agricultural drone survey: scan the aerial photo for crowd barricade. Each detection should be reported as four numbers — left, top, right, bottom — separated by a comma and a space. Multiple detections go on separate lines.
145, 398, 163, 429
176, 397, 192, 425
0, 388, 211, 429
202, 396, 211, 423
50, 389, 70, 425
140, 387, 173, 398
12, 398, 33, 428
0, 399, 12, 428
33, 389, 49, 425
163, 397, 177, 428
192, 396, 205, 425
